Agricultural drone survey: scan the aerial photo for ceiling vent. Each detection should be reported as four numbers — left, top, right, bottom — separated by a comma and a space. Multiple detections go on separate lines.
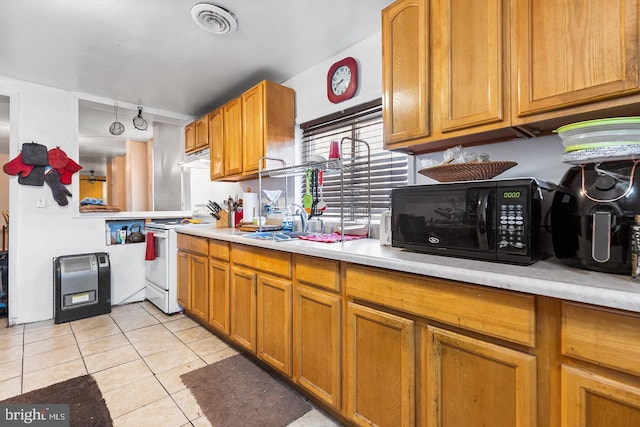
191, 4, 238, 35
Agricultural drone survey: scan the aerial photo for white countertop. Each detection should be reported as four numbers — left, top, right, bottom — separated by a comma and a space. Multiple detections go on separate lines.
176, 225, 640, 314
75, 210, 192, 220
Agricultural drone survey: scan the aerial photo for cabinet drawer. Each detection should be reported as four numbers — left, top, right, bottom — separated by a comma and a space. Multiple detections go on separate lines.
562, 302, 640, 376
294, 255, 340, 293
345, 264, 535, 347
209, 239, 230, 261
231, 244, 291, 278
177, 234, 208, 256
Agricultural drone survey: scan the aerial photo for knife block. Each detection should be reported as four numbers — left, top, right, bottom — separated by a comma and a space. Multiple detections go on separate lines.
216, 210, 230, 228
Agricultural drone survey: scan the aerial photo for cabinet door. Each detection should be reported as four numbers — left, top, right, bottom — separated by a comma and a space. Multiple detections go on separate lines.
257, 275, 292, 376
433, 0, 508, 133
425, 326, 537, 427
184, 122, 195, 153
382, 0, 429, 145
177, 250, 191, 310
190, 254, 209, 322
513, 0, 640, 118
208, 108, 224, 180
208, 259, 229, 334
229, 266, 257, 352
195, 116, 208, 151
562, 365, 640, 427
223, 98, 243, 176
241, 82, 264, 174
293, 285, 341, 410
345, 302, 415, 427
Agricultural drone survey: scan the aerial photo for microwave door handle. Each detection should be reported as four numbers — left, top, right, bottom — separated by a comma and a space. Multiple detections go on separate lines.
476, 189, 490, 250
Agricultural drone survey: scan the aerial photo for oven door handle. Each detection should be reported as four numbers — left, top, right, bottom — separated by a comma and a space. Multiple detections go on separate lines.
147, 229, 168, 240
476, 189, 491, 251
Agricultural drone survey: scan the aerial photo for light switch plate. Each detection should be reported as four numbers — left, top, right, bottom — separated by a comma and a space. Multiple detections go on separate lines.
36, 196, 46, 208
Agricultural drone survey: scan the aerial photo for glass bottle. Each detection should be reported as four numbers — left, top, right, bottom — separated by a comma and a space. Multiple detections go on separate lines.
281, 206, 294, 232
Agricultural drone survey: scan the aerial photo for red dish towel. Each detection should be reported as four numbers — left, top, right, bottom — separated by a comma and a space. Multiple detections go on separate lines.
145, 232, 156, 261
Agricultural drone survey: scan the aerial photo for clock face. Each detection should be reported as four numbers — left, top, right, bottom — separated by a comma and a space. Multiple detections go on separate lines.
331, 65, 352, 96
327, 57, 358, 103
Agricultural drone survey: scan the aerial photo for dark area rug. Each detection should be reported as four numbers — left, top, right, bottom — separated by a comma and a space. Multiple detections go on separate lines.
0, 375, 112, 427
181, 354, 312, 427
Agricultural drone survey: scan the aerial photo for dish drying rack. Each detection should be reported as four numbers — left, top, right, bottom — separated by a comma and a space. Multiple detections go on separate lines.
258, 137, 372, 241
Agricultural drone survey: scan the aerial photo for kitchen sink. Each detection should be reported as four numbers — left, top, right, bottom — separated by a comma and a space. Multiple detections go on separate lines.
241, 231, 315, 242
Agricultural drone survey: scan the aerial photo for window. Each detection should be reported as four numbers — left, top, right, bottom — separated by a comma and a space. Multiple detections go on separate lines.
301, 99, 408, 220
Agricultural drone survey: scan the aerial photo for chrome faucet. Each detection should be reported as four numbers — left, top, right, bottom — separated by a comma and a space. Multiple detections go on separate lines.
289, 204, 308, 233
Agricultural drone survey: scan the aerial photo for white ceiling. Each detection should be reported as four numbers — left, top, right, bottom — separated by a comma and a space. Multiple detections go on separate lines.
0, 0, 392, 162
0, 0, 392, 117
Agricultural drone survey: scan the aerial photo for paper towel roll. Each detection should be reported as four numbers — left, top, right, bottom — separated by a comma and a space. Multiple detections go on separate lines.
243, 192, 259, 221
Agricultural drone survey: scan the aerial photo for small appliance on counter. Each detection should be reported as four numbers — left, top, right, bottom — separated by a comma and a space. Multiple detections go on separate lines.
551, 160, 640, 274
391, 178, 555, 265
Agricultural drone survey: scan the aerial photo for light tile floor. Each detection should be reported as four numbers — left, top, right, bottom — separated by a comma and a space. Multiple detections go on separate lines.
0, 301, 341, 427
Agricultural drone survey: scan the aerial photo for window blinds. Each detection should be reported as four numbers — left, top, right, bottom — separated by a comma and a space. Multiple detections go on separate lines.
300, 100, 408, 219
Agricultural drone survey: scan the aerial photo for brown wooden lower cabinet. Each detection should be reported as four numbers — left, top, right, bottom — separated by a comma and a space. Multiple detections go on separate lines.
177, 234, 209, 319
425, 325, 537, 427
562, 365, 640, 426
257, 274, 293, 377
345, 302, 415, 427
560, 302, 640, 427
189, 253, 209, 322
177, 236, 640, 427
177, 249, 209, 321
208, 259, 229, 333
177, 250, 191, 311
229, 265, 257, 352
293, 284, 342, 410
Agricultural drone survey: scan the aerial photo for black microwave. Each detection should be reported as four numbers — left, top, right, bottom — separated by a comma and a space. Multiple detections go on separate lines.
391, 178, 555, 265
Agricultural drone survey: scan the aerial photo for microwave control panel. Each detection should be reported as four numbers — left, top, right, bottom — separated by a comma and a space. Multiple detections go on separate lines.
497, 186, 528, 254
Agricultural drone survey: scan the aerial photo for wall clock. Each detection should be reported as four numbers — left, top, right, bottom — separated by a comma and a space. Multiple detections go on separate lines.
327, 57, 358, 104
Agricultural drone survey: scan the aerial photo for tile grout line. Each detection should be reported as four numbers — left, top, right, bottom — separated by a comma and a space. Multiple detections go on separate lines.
85, 304, 167, 423
137, 303, 210, 424
105, 302, 199, 423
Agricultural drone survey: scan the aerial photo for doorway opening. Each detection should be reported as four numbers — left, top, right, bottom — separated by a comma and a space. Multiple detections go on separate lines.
0, 94, 10, 318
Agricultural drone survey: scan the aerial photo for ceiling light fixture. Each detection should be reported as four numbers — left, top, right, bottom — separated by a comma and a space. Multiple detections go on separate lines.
191, 3, 238, 35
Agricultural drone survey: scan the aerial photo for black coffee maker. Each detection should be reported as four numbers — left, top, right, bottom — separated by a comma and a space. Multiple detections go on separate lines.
551, 160, 640, 274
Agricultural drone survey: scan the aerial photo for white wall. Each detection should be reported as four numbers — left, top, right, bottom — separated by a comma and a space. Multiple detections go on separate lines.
153, 122, 182, 211
416, 134, 571, 186
284, 33, 383, 124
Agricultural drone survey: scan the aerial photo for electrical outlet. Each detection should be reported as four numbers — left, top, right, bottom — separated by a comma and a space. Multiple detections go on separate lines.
36, 196, 46, 208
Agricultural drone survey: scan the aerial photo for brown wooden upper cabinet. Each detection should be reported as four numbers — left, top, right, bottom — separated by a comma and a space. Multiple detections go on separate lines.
512, 0, 640, 122
241, 81, 295, 176
184, 121, 196, 153
382, 0, 640, 154
223, 97, 243, 177
208, 107, 224, 180
206, 80, 294, 181
381, 0, 430, 146
184, 117, 209, 154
